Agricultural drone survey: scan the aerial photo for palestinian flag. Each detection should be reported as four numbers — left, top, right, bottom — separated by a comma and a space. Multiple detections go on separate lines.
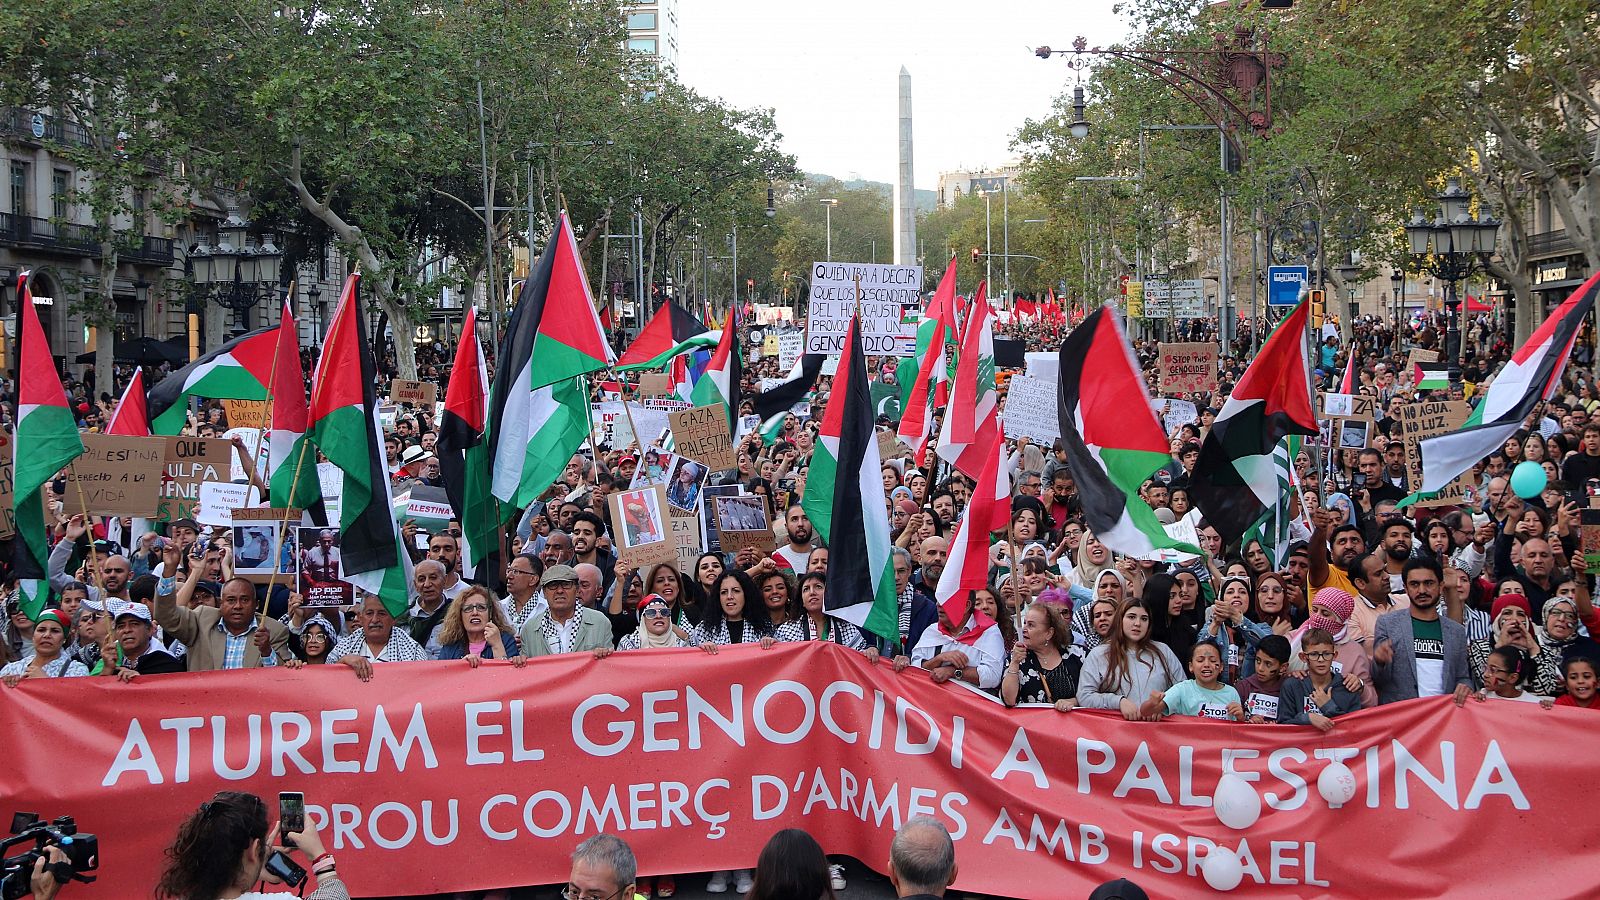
1416, 272, 1600, 495
1189, 299, 1318, 544
438, 307, 500, 578
899, 256, 956, 462
936, 281, 998, 480
1413, 359, 1450, 391
307, 274, 409, 614
1056, 307, 1201, 559
266, 302, 319, 511
805, 315, 897, 641
1338, 351, 1358, 393
12, 273, 85, 619
615, 301, 711, 370
690, 312, 741, 433
489, 212, 614, 507
753, 353, 824, 421
145, 325, 278, 435
935, 425, 1007, 637
105, 369, 149, 436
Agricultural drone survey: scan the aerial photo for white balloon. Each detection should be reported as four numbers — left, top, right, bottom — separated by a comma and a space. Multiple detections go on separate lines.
1317, 760, 1358, 808
1213, 773, 1262, 830
1202, 846, 1245, 891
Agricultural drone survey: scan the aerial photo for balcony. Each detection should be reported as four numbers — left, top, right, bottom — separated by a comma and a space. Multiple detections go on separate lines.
0, 107, 98, 149
1527, 229, 1575, 259
0, 213, 99, 255
121, 234, 175, 266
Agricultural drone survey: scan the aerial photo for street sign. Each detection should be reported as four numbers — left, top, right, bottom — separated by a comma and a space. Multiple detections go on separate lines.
1142, 279, 1206, 319
1267, 265, 1310, 308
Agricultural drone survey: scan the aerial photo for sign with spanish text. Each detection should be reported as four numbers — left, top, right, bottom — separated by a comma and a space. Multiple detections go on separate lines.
157, 437, 232, 523
805, 262, 922, 356
1395, 399, 1471, 506
670, 404, 736, 472
1000, 375, 1060, 444
65, 434, 166, 517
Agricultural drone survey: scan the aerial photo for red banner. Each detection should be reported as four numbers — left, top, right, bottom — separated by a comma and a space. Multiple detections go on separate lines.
0, 643, 1593, 897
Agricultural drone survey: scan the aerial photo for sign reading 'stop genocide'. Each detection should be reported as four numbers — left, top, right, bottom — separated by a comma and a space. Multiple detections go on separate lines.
805, 262, 922, 357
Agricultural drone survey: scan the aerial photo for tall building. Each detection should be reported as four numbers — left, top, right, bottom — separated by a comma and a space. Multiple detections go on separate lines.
625, 1, 679, 67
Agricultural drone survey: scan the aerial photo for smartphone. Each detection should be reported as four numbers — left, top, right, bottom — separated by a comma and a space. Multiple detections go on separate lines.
263, 850, 306, 888
279, 791, 305, 835
413, 532, 429, 551
1353, 473, 1367, 488
1472, 512, 1490, 529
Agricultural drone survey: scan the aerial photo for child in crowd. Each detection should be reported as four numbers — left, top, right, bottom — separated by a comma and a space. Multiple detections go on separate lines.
1139, 642, 1243, 722
1475, 646, 1543, 703
1277, 628, 1363, 731
1544, 656, 1600, 710
1234, 635, 1291, 723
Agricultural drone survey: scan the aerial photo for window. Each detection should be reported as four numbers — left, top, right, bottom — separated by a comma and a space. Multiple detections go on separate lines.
10, 161, 30, 217
52, 170, 70, 222
627, 11, 657, 30
627, 37, 658, 53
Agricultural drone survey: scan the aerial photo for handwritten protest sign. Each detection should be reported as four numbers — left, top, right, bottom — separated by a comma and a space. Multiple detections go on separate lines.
389, 379, 437, 407
671, 509, 703, 571
777, 333, 804, 371
157, 437, 232, 523
64, 434, 166, 516
222, 399, 268, 430
670, 405, 735, 471
805, 262, 922, 356
1156, 343, 1218, 395
1000, 375, 1060, 444
638, 374, 672, 398
1394, 399, 1470, 506
0, 452, 13, 538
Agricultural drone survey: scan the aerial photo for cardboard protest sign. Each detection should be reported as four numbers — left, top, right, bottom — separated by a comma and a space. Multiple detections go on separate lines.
1000, 375, 1060, 444
389, 379, 438, 407
65, 434, 166, 517
877, 430, 901, 461
297, 526, 353, 607
229, 507, 297, 583
195, 482, 252, 526
1394, 400, 1471, 506
1406, 348, 1439, 369
222, 399, 268, 430
0, 452, 13, 538
670, 509, 703, 572
670, 405, 735, 471
1320, 392, 1375, 421
609, 484, 676, 568
700, 484, 743, 554
713, 494, 776, 555
157, 437, 232, 523
1156, 343, 1218, 395
638, 373, 672, 398
805, 262, 922, 356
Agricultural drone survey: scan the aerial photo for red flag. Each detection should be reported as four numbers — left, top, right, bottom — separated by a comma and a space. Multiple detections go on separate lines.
105, 370, 148, 436
933, 427, 1006, 642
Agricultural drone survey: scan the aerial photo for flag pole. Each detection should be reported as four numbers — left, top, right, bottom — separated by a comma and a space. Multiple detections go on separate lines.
67, 464, 107, 598
1301, 293, 1326, 497
619, 374, 645, 454
251, 279, 294, 476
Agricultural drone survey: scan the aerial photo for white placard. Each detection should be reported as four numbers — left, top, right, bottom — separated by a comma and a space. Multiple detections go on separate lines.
630, 407, 672, 450
223, 426, 267, 484
805, 262, 922, 356
1024, 352, 1059, 382
1150, 398, 1199, 436
317, 461, 342, 523
777, 333, 804, 371
196, 481, 253, 526
1001, 375, 1060, 444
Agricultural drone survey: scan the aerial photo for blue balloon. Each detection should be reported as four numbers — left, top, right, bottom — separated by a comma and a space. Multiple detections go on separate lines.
1510, 460, 1547, 499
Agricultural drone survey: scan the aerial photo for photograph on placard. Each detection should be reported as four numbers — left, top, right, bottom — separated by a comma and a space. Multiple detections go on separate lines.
665, 457, 707, 512
630, 446, 676, 489
701, 484, 744, 554
1338, 419, 1370, 450
231, 521, 294, 576
616, 488, 666, 548
298, 527, 353, 607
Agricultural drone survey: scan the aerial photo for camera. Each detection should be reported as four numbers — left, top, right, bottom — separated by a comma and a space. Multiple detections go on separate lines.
0, 814, 98, 900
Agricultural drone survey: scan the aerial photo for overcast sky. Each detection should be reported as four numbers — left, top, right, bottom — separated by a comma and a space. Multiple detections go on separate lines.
676, 1, 1129, 190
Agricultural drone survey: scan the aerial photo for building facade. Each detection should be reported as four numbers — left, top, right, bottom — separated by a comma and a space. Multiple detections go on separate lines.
935, 166, 1020, 210
624, 1, 679, 67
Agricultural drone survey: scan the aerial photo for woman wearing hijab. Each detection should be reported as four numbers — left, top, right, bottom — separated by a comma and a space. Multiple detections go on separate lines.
1, 610, 88, 684
1286, 587, 1376, 707
617, 594, 688, 651
1073, 569, 1128, 647
1063, 531, 1113, 590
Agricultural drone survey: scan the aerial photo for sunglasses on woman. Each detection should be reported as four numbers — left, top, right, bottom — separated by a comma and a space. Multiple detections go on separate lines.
640, 608, 672, 620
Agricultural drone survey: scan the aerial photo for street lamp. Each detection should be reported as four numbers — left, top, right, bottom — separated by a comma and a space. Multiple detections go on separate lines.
187, 213, 282, 333
1403, 177, 1499, 376
1389, 271, 1403, 351
819, 198, 839, 261
979, 188, 1000, 293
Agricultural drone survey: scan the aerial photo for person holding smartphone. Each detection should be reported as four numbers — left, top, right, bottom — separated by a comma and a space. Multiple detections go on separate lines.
155, 790, 349, 900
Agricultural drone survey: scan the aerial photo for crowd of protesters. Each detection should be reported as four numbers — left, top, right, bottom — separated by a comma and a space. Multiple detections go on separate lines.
4, 299, 1599, 899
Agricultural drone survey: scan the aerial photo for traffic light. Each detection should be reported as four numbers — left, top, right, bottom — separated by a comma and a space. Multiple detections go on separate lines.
971, 247, 981, 263
1309, 288, 1326, 328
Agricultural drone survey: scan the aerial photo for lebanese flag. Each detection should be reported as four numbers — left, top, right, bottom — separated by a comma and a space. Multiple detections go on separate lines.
12, 273, 85, 619
936, 281, 998, 480
1417, 272, 1600, 494
307, 274, 409, 614
1056, 307, 1201, 559
1189, 299, 1318, 544
898, 255, 956, 463
438, 306, 499, 578
105, 370, 149, 436
934, 427, 1005, 643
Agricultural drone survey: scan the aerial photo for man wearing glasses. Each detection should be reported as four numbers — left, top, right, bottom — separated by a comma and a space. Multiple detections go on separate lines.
565, 834, 642, 900
500, 554, 547, 633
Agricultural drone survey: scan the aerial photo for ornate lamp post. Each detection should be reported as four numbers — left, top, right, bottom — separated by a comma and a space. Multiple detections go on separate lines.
188, 214, 283, 334
1403, 178, 1499, 377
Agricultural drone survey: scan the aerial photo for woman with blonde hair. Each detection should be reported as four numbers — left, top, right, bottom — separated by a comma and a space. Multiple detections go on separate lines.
435, 585, 521, 666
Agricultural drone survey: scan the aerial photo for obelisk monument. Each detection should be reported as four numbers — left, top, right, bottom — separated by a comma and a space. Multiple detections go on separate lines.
894, 66, 916, 267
